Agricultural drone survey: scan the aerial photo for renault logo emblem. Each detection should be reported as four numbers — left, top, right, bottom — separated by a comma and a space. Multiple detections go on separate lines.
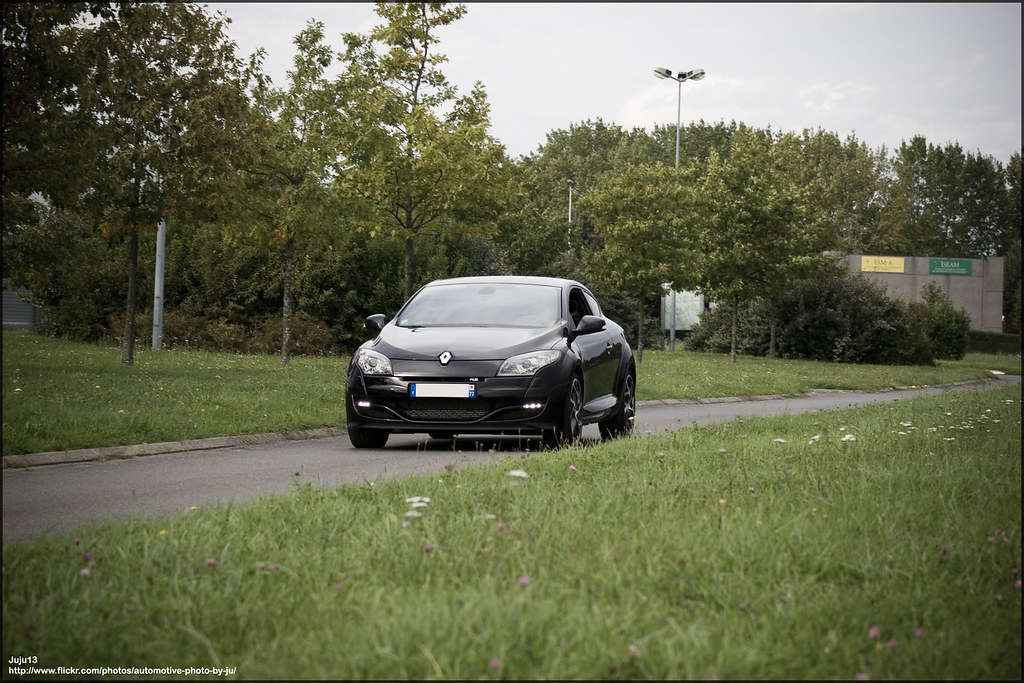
438, 351, 453, 366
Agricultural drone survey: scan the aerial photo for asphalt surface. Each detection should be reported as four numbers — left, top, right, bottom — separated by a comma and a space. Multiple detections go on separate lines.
3, 374, 1020, 544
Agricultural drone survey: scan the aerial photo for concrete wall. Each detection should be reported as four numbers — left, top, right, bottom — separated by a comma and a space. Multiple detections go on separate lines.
845, 255, 1004, 333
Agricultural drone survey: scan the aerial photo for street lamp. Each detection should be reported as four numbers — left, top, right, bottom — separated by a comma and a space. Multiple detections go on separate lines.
653, 66, 704, 350
652, 67, 705, 168
567, 178, 574, 247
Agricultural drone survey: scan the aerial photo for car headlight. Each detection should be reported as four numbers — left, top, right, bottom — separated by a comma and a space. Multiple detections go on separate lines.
354, 348, 393, 376
498, 350, 562, 376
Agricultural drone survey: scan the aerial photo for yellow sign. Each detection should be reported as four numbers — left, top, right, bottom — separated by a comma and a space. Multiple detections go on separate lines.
861, 256, 905, 273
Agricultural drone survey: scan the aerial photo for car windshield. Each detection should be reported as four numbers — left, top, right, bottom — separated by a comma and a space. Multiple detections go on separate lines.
397, 283, 562, 328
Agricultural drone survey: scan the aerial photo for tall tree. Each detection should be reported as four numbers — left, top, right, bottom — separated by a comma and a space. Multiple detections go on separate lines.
893, 136, 1008, 258
235, 20, 356, 366
685, 128, 829, 361
788, 129, 899, 255
337, 2, 505, 299
1001, 151, 1022, 333
4, 3, 260, 365
582, 163, 696, 357
2, 2, 97, 226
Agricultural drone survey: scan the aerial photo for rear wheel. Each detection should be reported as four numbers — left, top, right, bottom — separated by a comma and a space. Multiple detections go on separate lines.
543, 374, 583, 449
348, 425, 389, 449
599, 371, 635, 440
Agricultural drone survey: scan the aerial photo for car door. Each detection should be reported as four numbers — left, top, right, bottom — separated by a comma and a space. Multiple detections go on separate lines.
567, 287, 621, 403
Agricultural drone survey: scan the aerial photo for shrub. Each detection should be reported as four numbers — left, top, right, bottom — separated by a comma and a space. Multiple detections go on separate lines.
775, 274, 933, 365
685, 272, 935, 365
967, 330, 1022, 355
250, 312, 337, 356
683, 300, 769, 356
919, 282, 971, 360
106, 309, 338, 356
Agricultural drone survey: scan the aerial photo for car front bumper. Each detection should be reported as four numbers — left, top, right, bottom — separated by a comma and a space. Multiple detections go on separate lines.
345, 359, 572, 436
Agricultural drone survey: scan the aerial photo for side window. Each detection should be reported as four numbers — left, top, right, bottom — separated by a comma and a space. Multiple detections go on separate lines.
567, 288, 594, 325
582, 291, 601, 318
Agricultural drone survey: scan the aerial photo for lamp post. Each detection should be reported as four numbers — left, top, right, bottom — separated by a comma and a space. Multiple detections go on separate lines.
153, 33, 174, 351
567, 178, 574, 247
652, 67, 705, 168
653, 66, 704, 350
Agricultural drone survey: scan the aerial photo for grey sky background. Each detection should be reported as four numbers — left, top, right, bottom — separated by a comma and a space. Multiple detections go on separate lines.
212, 2, 1022, 163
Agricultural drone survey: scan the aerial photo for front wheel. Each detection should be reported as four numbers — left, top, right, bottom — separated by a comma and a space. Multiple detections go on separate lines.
599, 371, 636, 440
543, 374, 583, 449
348, 425, 389, 449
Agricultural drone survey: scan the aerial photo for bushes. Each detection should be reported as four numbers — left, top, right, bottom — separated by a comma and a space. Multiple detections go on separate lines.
967, 330, 1022, 355
107, 309, 339, 355
919, 281, 971, 360
685, 272, 971, 365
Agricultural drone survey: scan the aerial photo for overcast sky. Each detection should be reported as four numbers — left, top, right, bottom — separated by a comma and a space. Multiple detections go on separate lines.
211, 2, 1022, 163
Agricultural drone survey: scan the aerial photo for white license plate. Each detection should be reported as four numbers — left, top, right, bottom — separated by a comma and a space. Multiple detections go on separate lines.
409, 383, 476, 398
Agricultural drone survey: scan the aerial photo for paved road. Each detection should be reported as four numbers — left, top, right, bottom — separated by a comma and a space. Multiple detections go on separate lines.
3, 375, 1019, 544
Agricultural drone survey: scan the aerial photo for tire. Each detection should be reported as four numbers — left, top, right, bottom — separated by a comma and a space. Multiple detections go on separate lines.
599, 371, 636, 440
543, 374, 583, 449
348, 425, 389, 449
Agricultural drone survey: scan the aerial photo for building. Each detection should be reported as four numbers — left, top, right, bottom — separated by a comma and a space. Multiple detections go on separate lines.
2, 281, 41, 330
846, 254, 1004, 333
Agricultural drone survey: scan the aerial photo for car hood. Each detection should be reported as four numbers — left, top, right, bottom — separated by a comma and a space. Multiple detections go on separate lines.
370, 324, 565, 361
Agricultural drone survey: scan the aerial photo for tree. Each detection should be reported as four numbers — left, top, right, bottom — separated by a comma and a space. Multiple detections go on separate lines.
1001, 151, 1022, 333
893, 136, 1008, 258
494, 119, 631, 274
2, 2, 98, 226
787, 129, 899, 255
233, 20, 357, 365
684, 128, 829, 361
582, 163, 696, 357
337, 2, 506, 299
4, 3, 260, 365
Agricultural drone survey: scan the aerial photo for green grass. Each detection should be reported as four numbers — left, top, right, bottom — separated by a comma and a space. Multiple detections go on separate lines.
3, 385, 1020, 679
2, 331, 348, 456
2, 330, 1018, 456
637, 349, 1019, 401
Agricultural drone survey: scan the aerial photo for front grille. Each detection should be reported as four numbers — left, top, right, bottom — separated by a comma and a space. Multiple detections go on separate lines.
403, 407, 490, 421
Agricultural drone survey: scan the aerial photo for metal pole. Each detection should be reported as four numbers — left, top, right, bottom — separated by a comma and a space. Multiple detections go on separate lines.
675, 78, 681, 168
152, 218, 165, 350
567, 179, 574, 248
669, 79, 681, 351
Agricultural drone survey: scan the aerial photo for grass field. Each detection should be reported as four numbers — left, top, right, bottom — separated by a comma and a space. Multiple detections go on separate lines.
2, 382, 1020, 679
2, 330, 1019, 456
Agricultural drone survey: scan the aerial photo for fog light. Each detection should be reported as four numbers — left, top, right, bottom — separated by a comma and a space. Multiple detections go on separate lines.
357, 400, 371, 408
523, 402, 543, 410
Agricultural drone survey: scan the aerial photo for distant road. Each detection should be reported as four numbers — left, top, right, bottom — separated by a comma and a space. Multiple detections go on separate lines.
3, 375, 1019, 543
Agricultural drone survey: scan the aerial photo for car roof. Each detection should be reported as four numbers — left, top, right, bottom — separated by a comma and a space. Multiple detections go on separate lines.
422, 275, 586, 291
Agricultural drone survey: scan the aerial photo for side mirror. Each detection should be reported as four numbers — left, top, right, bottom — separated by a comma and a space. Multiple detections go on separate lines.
569, 314, 605, 341
365, 314, 387, 333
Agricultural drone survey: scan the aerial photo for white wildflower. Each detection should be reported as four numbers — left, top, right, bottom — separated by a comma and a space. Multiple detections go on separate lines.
507, 469, 530, 478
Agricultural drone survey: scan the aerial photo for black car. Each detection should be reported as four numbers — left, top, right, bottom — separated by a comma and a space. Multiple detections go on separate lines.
345, 276, 636, 449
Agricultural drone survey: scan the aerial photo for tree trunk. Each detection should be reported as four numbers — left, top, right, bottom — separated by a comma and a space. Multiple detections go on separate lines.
768, 299, 778, 359
120, 229, 139, 366
635, 293, 644, 364
281, 234, 295, 368
404, 236, 414, 301
730, 296, 739, 363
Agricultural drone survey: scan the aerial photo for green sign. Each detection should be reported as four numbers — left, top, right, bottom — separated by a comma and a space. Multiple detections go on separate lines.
929, 258, 971, 275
